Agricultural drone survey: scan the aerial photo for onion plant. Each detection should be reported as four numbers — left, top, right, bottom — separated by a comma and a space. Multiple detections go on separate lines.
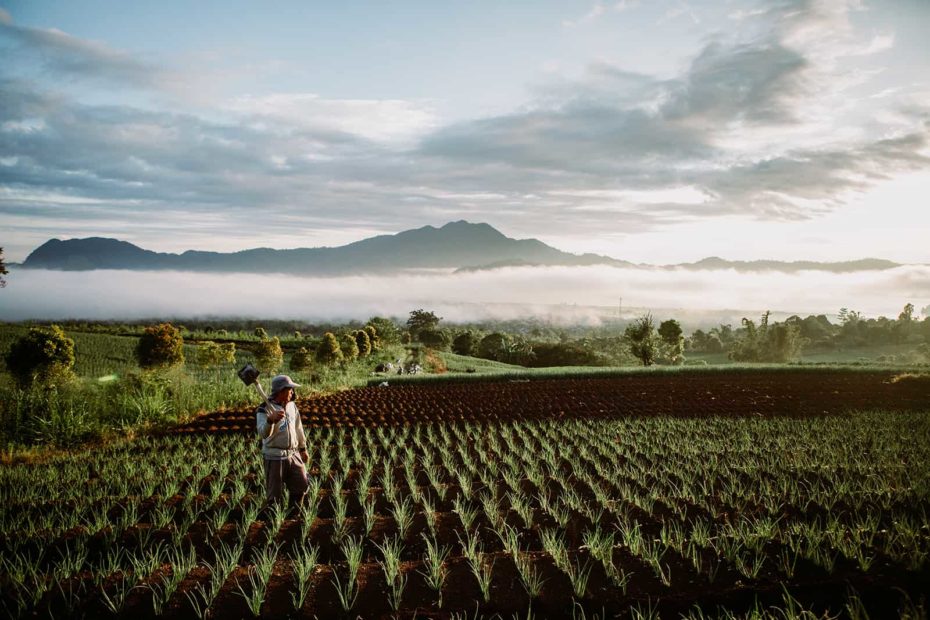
290, 543, 319, 612
421, 533, 450, 608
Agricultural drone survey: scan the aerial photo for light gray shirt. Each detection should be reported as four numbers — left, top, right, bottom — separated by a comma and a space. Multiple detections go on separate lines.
256, 400, 306, 459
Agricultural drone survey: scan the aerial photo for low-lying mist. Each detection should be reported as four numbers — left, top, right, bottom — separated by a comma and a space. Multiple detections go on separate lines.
1, 265, 927, 327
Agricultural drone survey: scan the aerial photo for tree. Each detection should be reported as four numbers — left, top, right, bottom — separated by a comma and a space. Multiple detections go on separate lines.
5, 324, 75, 386
0, 247, 8, 288
254, 327, 267, 339
196, 341, 236, 367
316, 332, 343, 366
625, 314, 658, 366
407, 309, 442, 340
341, 333, 360, 362
657, 319, 685, 365
452, 332, 479, 356
354, 330, 372, 357
364, 325, 380, 349
899, 303, 915, 322
729, 313, 805, 362
136, 323, 185, 369
254, 337, 284, 374
478, 333, 510, 361
658, 319, 683, 346
838, 308, 862, 325
419, 328, 451, 351
366, 317, 398, 345
290, 346, 313, 373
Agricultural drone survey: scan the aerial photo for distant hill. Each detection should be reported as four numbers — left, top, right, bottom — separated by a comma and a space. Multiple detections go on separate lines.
21, 221, 621, 275
20, 221, 905, 274
670, 256, 901, 273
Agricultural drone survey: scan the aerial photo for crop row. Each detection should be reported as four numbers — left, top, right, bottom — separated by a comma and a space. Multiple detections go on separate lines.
176, 370, 930, 433
2, 408, 929, 617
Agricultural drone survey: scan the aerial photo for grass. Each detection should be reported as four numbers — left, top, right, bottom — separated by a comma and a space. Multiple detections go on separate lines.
0, 322, 406, 452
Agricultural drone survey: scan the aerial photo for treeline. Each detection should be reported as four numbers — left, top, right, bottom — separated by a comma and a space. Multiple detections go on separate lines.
404, 303, 930, 367
691, 304, 930, 362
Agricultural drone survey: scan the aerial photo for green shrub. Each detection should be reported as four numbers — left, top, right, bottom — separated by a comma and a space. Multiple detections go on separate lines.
316, 332, 343, 366
452, 332, 479, 356
290, 346, 314, 373
136, 323, 185, 369
196, 341, 236, 367
5, 324, 76, 386
255, 337, 284, 374
341, 333, 360, 362
355, 330, 372, 357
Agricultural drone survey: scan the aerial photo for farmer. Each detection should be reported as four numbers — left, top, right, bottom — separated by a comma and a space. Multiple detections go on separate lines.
256, 374, 309, 507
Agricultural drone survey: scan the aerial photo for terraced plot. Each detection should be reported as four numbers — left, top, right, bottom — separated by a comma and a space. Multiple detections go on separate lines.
2, 372, 929, 619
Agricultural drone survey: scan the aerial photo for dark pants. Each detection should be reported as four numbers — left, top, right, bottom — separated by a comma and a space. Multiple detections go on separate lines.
264, 453, 309, 506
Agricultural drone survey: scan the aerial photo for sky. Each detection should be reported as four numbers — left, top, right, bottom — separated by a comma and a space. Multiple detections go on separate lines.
1, 0, 929, 264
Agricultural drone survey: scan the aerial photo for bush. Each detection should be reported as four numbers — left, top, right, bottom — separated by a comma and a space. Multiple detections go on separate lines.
255, 337, 284, 374
290, 346, 314, 373
366, 317, 397, 345
196, 341, 236, 367
355, 330, 372, 357
4, 325, 76, 386
136, 323, 185, 369
364, 325, 380, 349
478, 333, 509, 361
452, 332, 479, 356
341, 333, 360, 361
316, 332, 343, 366
419, 328, 451, 350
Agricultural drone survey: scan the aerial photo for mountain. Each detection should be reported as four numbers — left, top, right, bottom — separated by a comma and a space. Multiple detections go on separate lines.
20, 221, 905, 274
21, 221, 622, 275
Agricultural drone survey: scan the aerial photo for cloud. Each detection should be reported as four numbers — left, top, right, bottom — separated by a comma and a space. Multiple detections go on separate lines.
0, 15, 159, 89
226, 93, 439, 144
1, 265, 926, 323
563, 3, 607, 28
0, 0, 927, 257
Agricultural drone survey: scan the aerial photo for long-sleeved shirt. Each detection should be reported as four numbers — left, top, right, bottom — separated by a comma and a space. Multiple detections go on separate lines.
256, 400, 307, 459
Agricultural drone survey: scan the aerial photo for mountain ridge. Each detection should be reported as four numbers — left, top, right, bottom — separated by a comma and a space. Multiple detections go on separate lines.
20, 221, 905, 274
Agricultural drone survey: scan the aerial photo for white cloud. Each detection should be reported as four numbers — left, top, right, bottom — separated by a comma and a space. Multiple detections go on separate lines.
226, 93, 439, 144
563, 3, 607, 27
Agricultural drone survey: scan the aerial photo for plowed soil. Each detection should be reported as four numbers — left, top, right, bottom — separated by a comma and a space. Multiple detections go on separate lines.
174, 370, 930, 433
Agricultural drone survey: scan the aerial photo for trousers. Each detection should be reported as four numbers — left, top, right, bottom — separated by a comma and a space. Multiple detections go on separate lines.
263, 452, 309, 505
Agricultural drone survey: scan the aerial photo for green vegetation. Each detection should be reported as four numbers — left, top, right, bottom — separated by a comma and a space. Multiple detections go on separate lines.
0, 409, 926, 617
136, 322, 184, 368
4, 325, 75, 387
1, 302, 927, 453
254, 337, 284, 374
625, 313, 659, 366
0, 321, 404, 452
316, 332, 343, 366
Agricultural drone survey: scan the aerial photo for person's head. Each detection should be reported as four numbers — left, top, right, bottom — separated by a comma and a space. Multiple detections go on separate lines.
270, 374, 300, 403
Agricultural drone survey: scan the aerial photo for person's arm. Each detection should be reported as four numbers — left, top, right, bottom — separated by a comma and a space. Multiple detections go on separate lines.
256, 405, 277, 439
295, 404, 307, 453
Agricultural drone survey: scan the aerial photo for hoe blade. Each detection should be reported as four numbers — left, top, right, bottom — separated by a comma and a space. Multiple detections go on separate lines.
238, 362, 260, 386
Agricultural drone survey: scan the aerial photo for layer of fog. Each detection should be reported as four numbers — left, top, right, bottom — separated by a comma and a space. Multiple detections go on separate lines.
1, 266, 928, 328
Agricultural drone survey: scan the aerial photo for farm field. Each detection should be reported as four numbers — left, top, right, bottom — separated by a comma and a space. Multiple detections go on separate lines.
2, 371, 930, 619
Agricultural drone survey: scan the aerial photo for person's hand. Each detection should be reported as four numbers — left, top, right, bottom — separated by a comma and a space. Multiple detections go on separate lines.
299, 449, 308, 463
268, 409, 285, 423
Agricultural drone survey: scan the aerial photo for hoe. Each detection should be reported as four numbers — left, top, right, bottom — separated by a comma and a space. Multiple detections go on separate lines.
237, 362, 278, 412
